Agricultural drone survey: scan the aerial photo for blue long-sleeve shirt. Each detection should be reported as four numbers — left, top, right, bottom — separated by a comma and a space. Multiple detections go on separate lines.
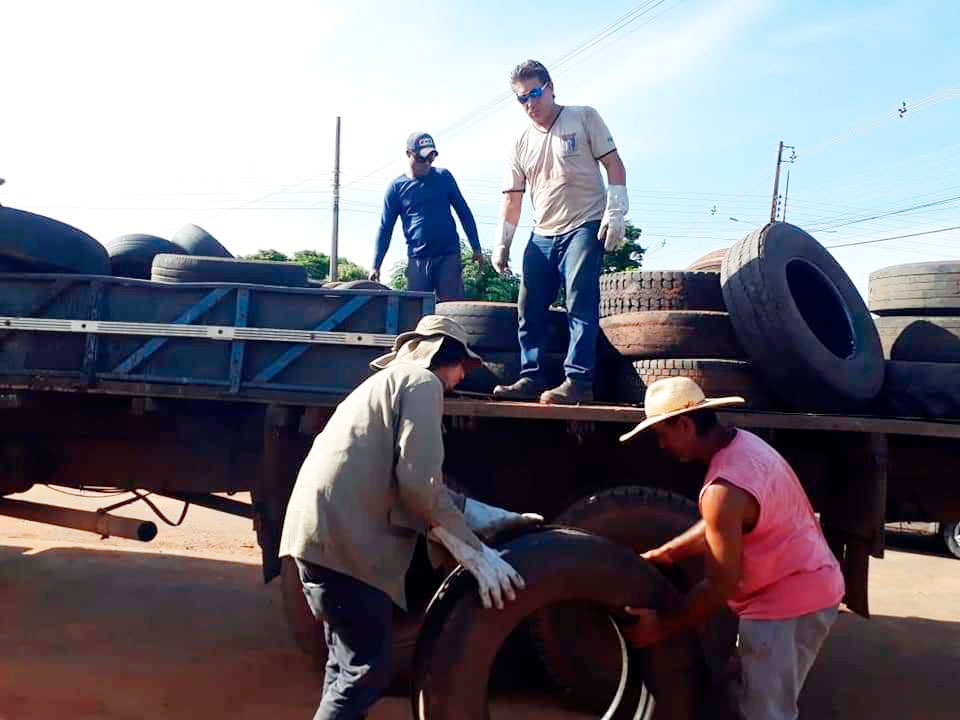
373, 167, 480, 270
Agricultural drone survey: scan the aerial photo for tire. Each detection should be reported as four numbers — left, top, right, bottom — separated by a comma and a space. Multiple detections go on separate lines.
685, 248, 727, 273
0, 207, 109, 275
171, 224, 233, 258
530, 487, 738, 713
721, 222, 884, 410
875, 316, 960, 362
323, 281, 342, 288
435, 301, 569, 353
942, 521, 960, 559
599, 271, 725, 319
335, 280, 389, 290
412, 528, 703, 720
106, 234, 187, 279
150, 253, 308, 287
628, 359, 774, 409
881, 361, 960, 419
599, 311, 744, 360
869, 262, 960, 316
457, 351, 565, 395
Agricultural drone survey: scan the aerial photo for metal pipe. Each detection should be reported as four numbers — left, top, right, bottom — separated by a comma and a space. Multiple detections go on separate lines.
161, 492, 254, 519
0, 497, 157, 541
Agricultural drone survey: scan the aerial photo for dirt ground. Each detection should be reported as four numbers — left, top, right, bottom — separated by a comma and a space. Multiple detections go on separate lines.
1, 486, 958, 720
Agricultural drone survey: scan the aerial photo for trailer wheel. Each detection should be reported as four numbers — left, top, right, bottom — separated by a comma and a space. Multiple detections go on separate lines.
529, 488, 737, 713
721, 222, 884, 410
599, 270, 724, 319
151, 254, 308, 287
171, 224, 233, 258
106, 234, 187, 279
942, 522, 960, 559
599, 311, 744, 359
412, 528, 703, 720
0, 207, 109, 275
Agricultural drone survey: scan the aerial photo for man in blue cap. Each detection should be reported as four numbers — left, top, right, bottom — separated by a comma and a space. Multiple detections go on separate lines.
369, 132, 483, 301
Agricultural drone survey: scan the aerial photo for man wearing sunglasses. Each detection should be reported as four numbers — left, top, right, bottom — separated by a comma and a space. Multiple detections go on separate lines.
492, 60, 628, 405
370, 132, 483, 301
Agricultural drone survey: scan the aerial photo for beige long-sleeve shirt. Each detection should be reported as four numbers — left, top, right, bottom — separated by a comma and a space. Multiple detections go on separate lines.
278, 361, 481, 609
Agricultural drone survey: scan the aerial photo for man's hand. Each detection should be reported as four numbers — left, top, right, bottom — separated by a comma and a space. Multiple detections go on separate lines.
429, 526, 526, 610
464, 497, 543, 540
368, 268, 381, 282
640, 544, 674, 566
492, 244, 511, 275
599, 185, 629, 253
473, 251, 486, 267
620, 607, 668, 648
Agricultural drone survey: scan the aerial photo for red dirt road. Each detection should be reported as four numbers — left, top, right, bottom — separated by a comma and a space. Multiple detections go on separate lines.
1, 486, 958, 719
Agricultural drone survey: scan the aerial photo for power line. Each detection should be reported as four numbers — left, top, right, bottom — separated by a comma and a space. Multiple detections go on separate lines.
826, 225, 960, 249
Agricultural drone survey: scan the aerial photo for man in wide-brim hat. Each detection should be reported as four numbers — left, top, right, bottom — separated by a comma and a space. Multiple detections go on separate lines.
280, 315, 541, 720
618, 376, 844, 720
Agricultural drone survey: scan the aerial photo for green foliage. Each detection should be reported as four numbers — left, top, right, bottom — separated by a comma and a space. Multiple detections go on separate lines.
244, 249, 289, 262
602, 221, 644, 274
242, 248, 369, 281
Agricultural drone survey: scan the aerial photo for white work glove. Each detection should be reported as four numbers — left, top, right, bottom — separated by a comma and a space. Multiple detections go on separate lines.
464, 498, 544, 540
492, 218, 517, 275
429, 526, 526, 610
599, 185, 629, 253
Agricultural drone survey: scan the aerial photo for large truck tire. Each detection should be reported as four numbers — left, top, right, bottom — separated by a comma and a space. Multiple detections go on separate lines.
151, 253, 308, 287
0, 207, 110, 275
628, 359, 774, 409
435, 301, 569, 353
171, 224, 233, 258
721, 222, 884, 410
457, 351, 565, 395
685, 248, 726, 273
881, 361, 960, 419
869, 262, 960, 316
875, 316, 960, 362
335, 279, 390, 290
942, 521, 960, 559
599, 271, 725, 319
106, 234, 187, 279
412, 528, 703, 720
529, 487, 738, 713
599, 311, 744, 360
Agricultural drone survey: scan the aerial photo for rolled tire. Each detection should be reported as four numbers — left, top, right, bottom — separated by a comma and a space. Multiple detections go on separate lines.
875, 316, 960, 362
435, 301, 569, 353
869, 262, 960, 316
335, 280, 389, 290
599, 311, 744, 360
530, 487, 738, 713
457, 351, 565, 395
171, 224, 233, 258
721, 222, 884, 410
0, 207, 109, 275
942, 521, 960, 559
685, 248, 727, 273
151, 253, 308, 287
628, 359, 774, 409
412, 528, 703, 720
881, 361, 960, 419
599, 271, 725, 319
106, 234, 187, 279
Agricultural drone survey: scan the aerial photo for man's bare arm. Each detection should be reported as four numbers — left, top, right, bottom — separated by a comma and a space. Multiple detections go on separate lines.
642, 519, 707, 565
599, 150, 626, 185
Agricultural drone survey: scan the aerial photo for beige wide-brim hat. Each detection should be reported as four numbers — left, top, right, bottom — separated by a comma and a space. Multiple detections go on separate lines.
370, 314, 484, 371
619, 376, 745, 443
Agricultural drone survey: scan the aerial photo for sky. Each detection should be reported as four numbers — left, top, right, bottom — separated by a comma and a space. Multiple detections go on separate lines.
2, 0, 958, 298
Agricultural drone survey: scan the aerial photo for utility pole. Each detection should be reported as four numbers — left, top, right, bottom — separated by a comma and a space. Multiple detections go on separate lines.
330, 116, 341, 281
769, 140, 796, 223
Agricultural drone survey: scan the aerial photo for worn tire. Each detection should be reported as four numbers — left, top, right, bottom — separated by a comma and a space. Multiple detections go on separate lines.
599, 271, 725, 319
435, 301, 569, 352
685, 248, 726, 273
721, 222, 884, 410
335, 280, 389, 290
0, 207, 109, 275
628, 359, 774, 408
530, 487, 738, 713
171, 224, 233, 258
881, 361, 960, 419
106, 234, 187, 279
412, 528, 703, 720
457, 351, 565, 395
875, 316, 960, 362
600, 311, 744, 360
151, 253, 308, 286
869, 262, 960, 316
942, 521, 960, 559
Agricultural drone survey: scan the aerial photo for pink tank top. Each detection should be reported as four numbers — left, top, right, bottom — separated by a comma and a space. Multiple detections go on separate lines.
700, 429, 845, 620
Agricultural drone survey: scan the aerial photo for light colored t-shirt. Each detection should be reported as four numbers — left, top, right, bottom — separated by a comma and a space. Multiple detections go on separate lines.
700, 429, 845, 620
503, 105, 617, 236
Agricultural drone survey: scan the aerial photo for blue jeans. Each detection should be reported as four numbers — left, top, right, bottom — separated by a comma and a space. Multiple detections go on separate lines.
295, 559, 394, 720
407, 252, 464, 301
518, 220, 602, 385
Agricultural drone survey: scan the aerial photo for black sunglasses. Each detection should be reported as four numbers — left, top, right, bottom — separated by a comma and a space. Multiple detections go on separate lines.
516, 83, 550, 105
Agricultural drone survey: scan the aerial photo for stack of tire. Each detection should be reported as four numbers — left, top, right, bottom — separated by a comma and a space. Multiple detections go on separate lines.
869, 261, 960, 418
434, 302, 568, 394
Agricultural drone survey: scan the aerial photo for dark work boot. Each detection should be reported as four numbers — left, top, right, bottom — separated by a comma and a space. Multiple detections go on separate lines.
539, 378, 594, 405
492, 377, 547, 401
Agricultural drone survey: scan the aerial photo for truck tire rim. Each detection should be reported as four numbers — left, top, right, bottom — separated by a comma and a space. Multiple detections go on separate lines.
604, 615, 655, 720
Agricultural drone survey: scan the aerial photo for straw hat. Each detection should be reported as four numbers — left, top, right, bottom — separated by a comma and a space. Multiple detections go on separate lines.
370, 315, 484, 371
619, 376, 745, 442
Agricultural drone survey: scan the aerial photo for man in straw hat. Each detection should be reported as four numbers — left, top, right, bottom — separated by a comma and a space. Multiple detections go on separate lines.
618, 376, 844, 720
280, 315, 541, 720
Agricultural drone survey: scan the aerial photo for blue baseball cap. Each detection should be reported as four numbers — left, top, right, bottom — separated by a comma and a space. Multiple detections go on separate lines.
406, 132, 438, 159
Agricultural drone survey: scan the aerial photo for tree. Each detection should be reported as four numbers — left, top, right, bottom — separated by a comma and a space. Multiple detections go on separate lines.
242, 249, 370, 281
602, 221, 644, 274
